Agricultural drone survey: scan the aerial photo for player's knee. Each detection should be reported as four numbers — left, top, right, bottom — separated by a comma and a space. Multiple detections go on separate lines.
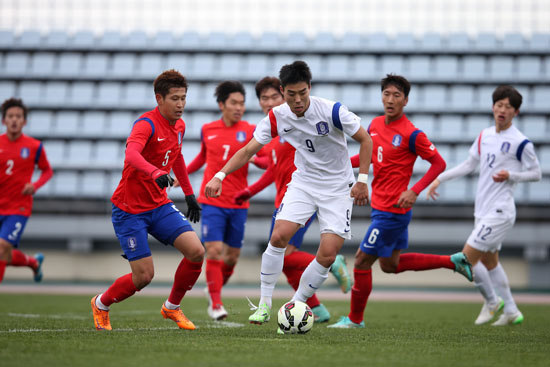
269, 232, 289, 248
188, 245, 205, 262
134, 272, 154, 289
380, 263, 398, 273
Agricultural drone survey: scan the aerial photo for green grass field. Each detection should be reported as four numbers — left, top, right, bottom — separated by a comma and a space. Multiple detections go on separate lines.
1, 293, 548, 367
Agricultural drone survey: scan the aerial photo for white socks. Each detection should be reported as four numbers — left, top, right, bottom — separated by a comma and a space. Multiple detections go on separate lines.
488, 263, 518, 314
259, 243, 285, 309
473, 262, 499, 305
292, 259, 330, 303
95, 293, 109, 311
164, 300, 179, 310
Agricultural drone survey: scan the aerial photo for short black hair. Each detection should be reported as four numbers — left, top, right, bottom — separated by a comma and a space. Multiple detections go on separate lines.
381, 74, 411, 98
492, 85, 522, 110
1, 97, 27, 120
279, 61, 312, 88
215, 80, 245, 103
255, 76, 282, 99
154, 69, 188, 97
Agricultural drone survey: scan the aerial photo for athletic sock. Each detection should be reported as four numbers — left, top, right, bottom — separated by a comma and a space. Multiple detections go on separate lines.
10, 249, 38, 270
100, 273, 139, 307
206, 259, 223, 307
488, 263, 519, 314
473, 262, 499, 305
221, 261, 235, 285
396, 253, 454, 273
0, 260, 6, 283
283, 264, 320, 309
168, 258, 203, 306
292, 259, 329, 303
259, 243, 285, 309
284, 251, 315, 271
349, 269, 372, 324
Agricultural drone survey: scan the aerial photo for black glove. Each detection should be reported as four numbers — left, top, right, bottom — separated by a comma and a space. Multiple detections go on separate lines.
185, 194, 201, 223
154, 173, 174, 189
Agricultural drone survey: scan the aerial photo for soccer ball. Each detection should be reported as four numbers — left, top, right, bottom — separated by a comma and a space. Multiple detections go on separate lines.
277, 300, 314, 334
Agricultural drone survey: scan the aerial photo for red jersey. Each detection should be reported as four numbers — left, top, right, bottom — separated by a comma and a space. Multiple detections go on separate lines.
266, 137, 297, 207
0, 133, 51, 217
369, 114, 437, 214
195, 119, 255, 208
111, 107, 186, 214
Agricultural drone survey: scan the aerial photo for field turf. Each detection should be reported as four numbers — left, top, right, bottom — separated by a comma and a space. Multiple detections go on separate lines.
0, 293, 548, 367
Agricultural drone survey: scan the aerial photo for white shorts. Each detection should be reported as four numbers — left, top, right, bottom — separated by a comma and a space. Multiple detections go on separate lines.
466, 216, 515, 253
276, 184, 354, 240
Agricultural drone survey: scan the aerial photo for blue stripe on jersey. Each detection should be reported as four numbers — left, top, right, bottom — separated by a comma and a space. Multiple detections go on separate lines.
133, 117, 155, 140
35, 142, 43, 164
332, 102, 343, 131
516, 139, 530, 161
408, 130, 422, 155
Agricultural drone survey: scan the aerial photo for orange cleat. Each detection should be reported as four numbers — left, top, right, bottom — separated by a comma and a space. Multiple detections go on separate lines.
161, 304, 196, 330
91, 295, 112, 331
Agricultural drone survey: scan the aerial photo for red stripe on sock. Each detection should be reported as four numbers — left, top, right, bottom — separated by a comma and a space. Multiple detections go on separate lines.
349, 269, 372, 324
168, 258, 203, 305
101, 273, 138, 307
206, 259, 223, 307
396, 253, 453, 273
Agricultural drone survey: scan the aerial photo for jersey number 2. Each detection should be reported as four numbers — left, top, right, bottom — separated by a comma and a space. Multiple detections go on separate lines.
5, 159, 14, 175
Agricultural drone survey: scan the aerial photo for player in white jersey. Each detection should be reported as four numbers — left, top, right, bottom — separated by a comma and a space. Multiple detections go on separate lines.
204, 61, 373, 328
427, 85, 541, 326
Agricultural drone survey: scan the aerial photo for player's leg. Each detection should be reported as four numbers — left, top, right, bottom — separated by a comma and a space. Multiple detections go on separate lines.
0, 239, 12, 283
0, 216, 42, 282
220, 207, 247, 285
486, 252, 523, 326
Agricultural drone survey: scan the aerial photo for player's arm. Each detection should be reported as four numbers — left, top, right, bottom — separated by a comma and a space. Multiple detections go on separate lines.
125, 142, 173, 189
205, 137, 264, 198
172, 154, 201, 223
399, 151, 446, 208
234, 164, 275, 204
427, 154, 478, 200
249, 154, 270, 169
186, 141, 206, 175
23, 146, 53, 195
495, 142, 541, 183
349, 127, 372, 206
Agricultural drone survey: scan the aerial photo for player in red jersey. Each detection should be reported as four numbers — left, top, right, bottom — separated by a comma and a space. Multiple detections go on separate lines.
0, 98, 52, 283
186, 80, 258, 320
233, 77, 352, 323
329, 75, 473, 328
90, 70, 204, 331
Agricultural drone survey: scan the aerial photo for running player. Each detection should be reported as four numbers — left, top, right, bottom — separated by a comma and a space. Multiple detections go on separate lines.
186, 80, 257, 320
90, 70, 203, 331
427, 85, 541, 326
329, 74, 473, 329
204, 61, 373, 328
0, 98, 52, 283
233, 76, 352, 323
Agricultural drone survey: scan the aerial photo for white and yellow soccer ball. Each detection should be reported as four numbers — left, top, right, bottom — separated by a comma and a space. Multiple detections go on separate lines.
277, 300, 314, 334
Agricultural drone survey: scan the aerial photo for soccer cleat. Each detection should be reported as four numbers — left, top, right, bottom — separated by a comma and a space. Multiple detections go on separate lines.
248, 302, 271, 324
208, 304, 228, 320
161, 304, 196, 330
312, 304, 331, 323
33, 253, 44, 282
450, 252, 473, 281
91, 295, 112, 331
277, 327, 284, 334
475, 298, 504, 325
327, 316, 365, 329
331, 254, 352, 293
491, 310, 524, 326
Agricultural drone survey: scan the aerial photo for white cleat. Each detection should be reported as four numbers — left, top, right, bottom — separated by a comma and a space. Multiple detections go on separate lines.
492, 310, 524, 326
207, 304, 228, 320
475, 298, 504, 325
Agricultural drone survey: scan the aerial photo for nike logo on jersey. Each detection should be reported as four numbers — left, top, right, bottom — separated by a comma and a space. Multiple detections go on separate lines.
370, 133, 378, 136
207, 135, 217, 140
157, 137, 166, 141
283, 128, 294, 132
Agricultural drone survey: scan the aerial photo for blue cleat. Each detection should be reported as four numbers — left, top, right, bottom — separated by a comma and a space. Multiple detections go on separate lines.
33, 253, 44, 282
330, 254, 352, 293
312, 304, 331, 323
327, 316, 365, 329
450, 252, 473, 282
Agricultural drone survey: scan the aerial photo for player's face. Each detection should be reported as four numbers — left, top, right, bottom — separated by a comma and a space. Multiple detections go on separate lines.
492, 97, 518, 132
156, 87, 187, 124
259, 87, 284, 115
382, 84, 408, 123
281, 82, 310, 117
219, 92, 245, 125
2, 106, 26, 138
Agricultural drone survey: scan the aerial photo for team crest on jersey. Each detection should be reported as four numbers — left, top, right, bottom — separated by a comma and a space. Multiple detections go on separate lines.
127, 237, 137, 251
236, 131, 247, 142
178, 132, 183, 145
500, 141, 511, 153
20, 147, 30, 159
392, 134, 403, 147
316, 121, 329, 135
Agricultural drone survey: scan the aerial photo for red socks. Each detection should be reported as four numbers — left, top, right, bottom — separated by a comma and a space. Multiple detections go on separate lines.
10, 249, 38, 270
283, 251, 320, 309
206, 259, 224, 307
221, 262, 235, 285
284, 251, 315, 271
100, 273, 138, 307
395, 253, 453, 273
168, 258, 202, 305
0, 260, 6, 283
349, 269, 372, 324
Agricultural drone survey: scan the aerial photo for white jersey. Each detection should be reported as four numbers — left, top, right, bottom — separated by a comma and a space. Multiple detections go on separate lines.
254, 96, 361, 195
439, 124, 541, 219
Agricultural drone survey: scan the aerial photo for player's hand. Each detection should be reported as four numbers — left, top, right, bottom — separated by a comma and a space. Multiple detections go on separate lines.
492, 170, 510, 182
426, 179, 440, 201
21, 183, 36, 196
205, 178, 222, 198
152, 170, 174, 189
172, 178, 180, 188
185, 194, 201, 223
234, 188, 252, 205
396, 189, 417, 209
350, 182, 370, 206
